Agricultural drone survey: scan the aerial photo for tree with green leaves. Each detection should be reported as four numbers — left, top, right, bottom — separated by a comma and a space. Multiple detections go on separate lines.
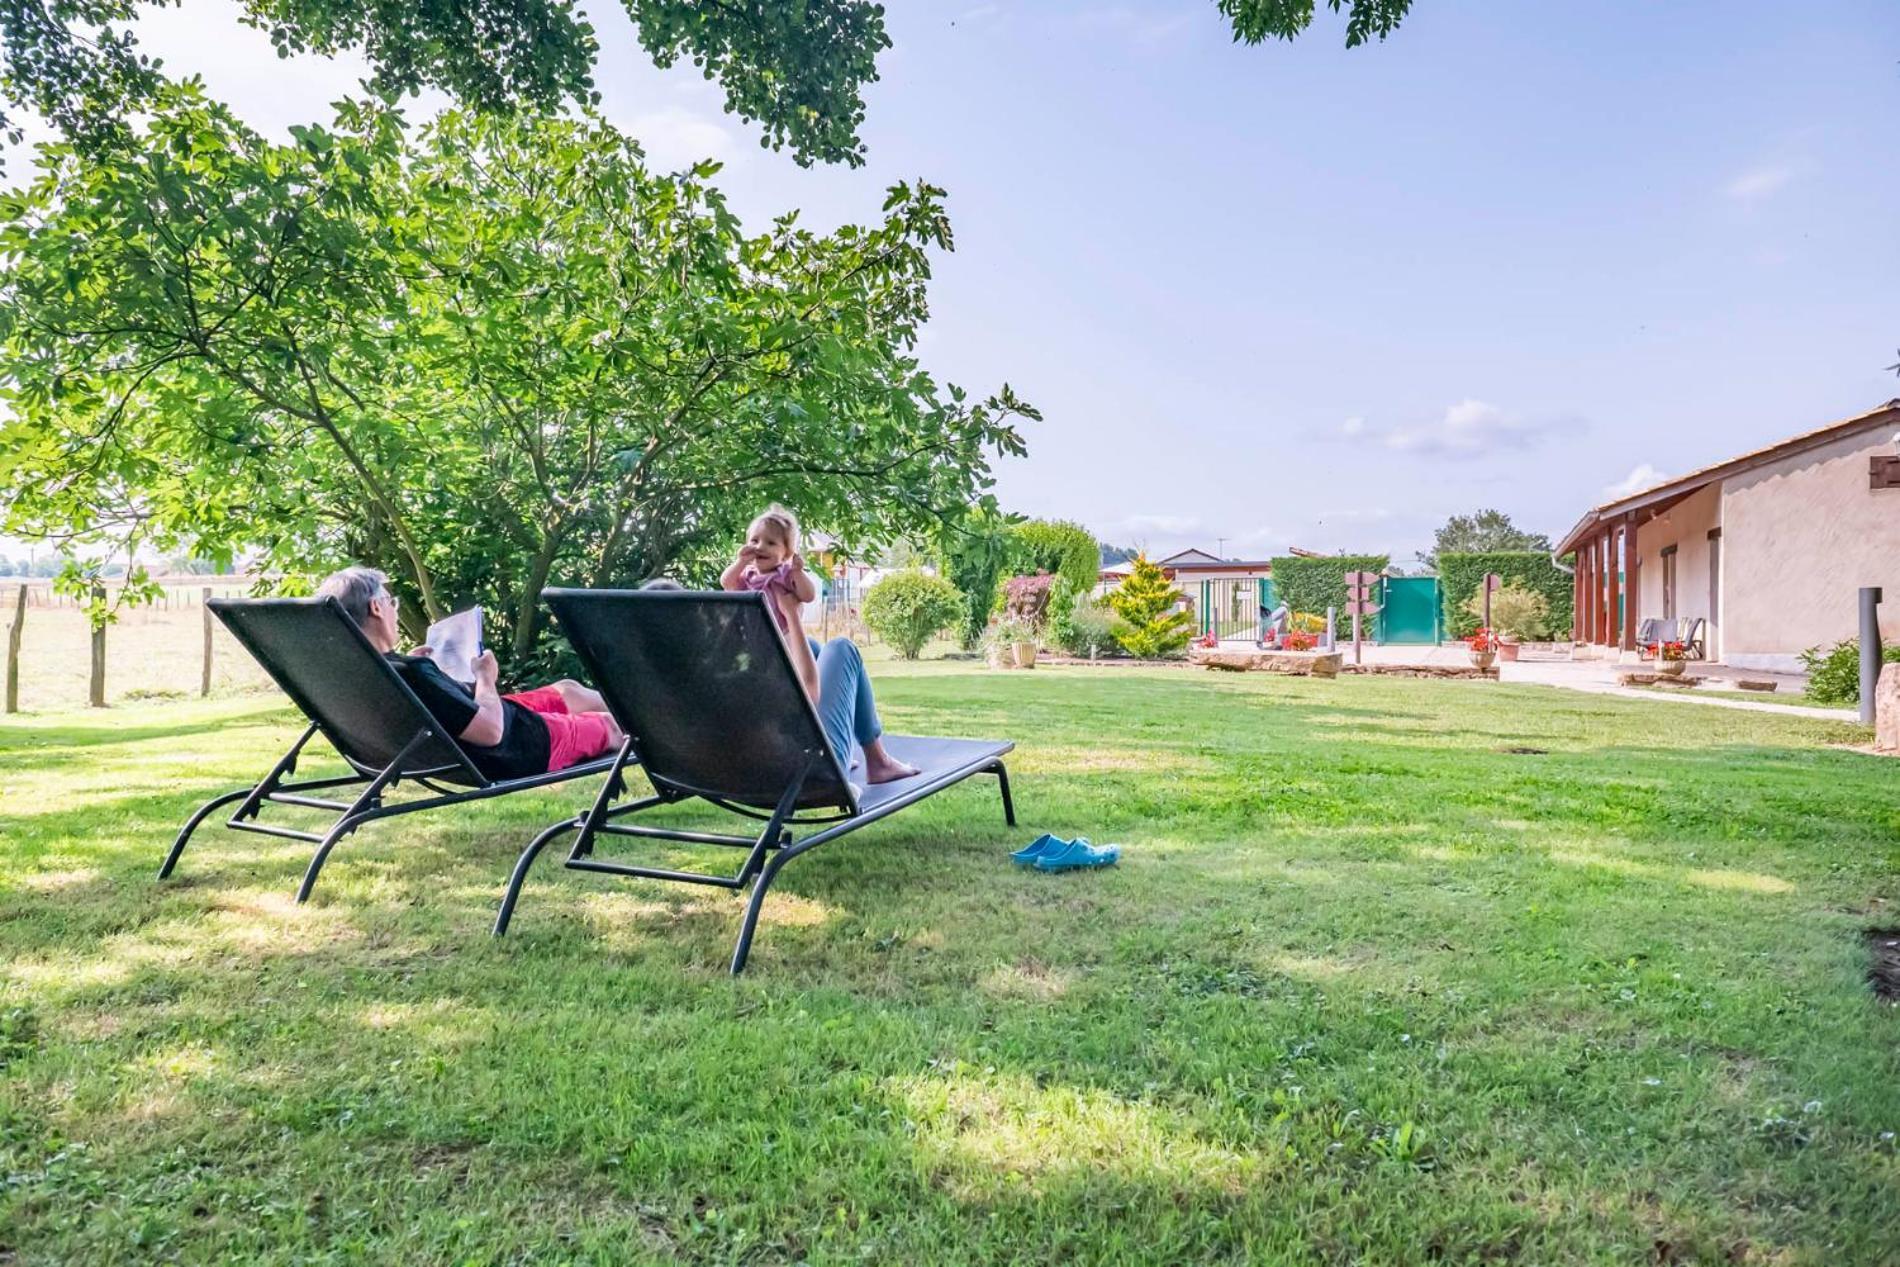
936, 507, 1016, 650
0, 0, 888, 170
1219, 0, 1414, 48
1, 0, 1417, 175
0, 89, 1034, 670
1106, 554, 1195, 659
1417, 510, 1552, 572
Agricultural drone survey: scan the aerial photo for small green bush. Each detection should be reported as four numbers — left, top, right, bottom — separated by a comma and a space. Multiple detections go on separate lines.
1463, 582, 1550, 640
1798, 639, 1900, 705
861, 570, 964, 660
1047, 578, 1117, 657
1438, 551, 1573, 640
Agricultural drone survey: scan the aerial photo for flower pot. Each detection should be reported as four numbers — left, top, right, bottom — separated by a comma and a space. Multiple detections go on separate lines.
985, 644, 1009, 669
1656, 659, 1685, 677
1469, 649, 1497, 670
1012, 641, 1038, 669
1498, 639, 1521, 662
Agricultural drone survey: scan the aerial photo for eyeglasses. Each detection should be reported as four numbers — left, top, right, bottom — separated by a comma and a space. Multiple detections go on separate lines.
378, 590, 400, 612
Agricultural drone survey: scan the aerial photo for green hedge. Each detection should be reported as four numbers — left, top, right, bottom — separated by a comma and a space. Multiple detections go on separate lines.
1268, 555, 1389, 621
1437, 551, 1573, 639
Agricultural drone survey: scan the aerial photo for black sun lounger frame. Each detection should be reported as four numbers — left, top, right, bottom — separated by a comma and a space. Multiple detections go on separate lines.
494, 589, 1015, 974
159, 597, 618, 901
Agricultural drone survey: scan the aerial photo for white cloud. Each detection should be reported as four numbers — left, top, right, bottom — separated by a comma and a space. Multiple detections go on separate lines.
1384, 399, 1557, 458
1604, 463, 1668, 500
1725, 164, 1793, 203
1340, 416, 1367, 437
626, 106, 737, 170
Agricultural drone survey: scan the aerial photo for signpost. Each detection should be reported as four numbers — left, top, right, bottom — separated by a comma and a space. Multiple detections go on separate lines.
1342, 572, 1383, 666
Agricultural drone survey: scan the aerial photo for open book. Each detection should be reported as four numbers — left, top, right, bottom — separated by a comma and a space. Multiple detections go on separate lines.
424, 606, 484, 687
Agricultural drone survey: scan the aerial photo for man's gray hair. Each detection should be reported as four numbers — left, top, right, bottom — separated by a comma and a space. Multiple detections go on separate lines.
314, 566, 389, 628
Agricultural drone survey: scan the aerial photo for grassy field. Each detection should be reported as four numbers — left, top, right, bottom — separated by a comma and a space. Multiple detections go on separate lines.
2, 663, 1898, 1264
2, 592, 272, 713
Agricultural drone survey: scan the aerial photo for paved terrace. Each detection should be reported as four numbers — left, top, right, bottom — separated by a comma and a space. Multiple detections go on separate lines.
1217, 637, 1851, 721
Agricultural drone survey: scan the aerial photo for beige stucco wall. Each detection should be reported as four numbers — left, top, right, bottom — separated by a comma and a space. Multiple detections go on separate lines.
1632, 480, 1724, 658
1720, 422, 1900, 671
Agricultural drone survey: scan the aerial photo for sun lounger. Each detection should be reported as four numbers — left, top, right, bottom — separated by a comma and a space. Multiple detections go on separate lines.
493, 588, 1016, 974
158, 597, 620, 901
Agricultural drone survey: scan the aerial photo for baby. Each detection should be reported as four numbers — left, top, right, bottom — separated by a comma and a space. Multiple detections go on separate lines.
720, 505, 818, 636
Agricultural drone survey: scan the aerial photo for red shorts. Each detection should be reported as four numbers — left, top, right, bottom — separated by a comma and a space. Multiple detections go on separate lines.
505, 686, 616, 771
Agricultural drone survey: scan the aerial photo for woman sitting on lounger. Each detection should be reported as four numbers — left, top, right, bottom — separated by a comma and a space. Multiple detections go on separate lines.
315, 567, 623, 780
719, 507, 918, 785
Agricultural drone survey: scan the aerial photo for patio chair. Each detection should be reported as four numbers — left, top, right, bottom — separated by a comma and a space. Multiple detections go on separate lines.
1680, 616, 1707, 660
1635, 617, 1668, 658
158, 598, 622, 901
493, 588, 1016, 974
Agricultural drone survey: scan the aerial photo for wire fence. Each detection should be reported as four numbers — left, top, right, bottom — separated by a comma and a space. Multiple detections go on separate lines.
2, 579, 270, 714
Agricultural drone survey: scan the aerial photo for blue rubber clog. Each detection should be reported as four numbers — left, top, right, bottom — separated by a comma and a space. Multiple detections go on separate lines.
1032, 837, 1121, 872
1011, 833, 1066, 865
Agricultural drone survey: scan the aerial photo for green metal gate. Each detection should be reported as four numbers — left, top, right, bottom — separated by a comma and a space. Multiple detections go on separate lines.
1380, 576, 1441, 645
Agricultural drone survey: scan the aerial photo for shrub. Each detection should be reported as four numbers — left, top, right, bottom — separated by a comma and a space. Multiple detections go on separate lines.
1463, 582, 1549, 640
1048, 579, 1117, 658
936, 509, 1014, 650
1106, 554, 1195, 659
1799, 639, 1900, 705
1438, 551, 1573, 640
1002, 571, 1056, 628
1008, 519, 1100, 595
1291, 611, 1327, 635
861, 570, 963, 660
1268, 555, 1389, 623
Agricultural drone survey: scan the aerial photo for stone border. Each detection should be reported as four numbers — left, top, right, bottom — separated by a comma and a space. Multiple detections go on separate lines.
1339, 663, 1499, 681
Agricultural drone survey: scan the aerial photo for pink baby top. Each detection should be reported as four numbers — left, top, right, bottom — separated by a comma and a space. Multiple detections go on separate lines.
742, 561, 800, 634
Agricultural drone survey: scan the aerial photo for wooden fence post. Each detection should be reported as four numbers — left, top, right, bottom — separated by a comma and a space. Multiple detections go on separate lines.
5, 584, 24, 714
201, 587, 214, 697
88, 582, 106, 708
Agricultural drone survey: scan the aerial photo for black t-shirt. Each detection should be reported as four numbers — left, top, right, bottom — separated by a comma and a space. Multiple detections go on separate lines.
385, 654, 550, 781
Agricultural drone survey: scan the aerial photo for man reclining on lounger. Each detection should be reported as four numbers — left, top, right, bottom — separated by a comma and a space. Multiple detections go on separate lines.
314, 567, 623, 779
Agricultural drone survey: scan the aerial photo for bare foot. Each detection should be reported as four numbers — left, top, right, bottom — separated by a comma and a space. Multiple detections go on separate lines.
863, 750, 919, 784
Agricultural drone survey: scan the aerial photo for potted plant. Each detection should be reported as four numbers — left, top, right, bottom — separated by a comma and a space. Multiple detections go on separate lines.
1468, 584, 1550, 663
1656, 640, 1688, 677
979, 621, 1011, 669
996, 615, 1038, 669
1467, 626, 1500, 669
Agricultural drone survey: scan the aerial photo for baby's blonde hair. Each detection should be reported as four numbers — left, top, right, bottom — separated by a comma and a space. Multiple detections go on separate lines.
750, 504, 800, 554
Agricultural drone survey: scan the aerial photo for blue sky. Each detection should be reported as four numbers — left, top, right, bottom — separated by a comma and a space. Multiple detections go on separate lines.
8, 0, 1900, 562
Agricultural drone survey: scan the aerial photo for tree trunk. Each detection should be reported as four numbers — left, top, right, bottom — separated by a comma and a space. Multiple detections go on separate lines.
5, 584, 25, 714
512, 532, 566, 662
201, 587, 214, 696
88, 583, 106, 708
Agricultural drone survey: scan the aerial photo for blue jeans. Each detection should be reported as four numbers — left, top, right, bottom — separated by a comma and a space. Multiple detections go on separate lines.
808, 637, 883, 764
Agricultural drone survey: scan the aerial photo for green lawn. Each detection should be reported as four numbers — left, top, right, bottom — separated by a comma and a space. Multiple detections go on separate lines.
3, 665, 1898, 1265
